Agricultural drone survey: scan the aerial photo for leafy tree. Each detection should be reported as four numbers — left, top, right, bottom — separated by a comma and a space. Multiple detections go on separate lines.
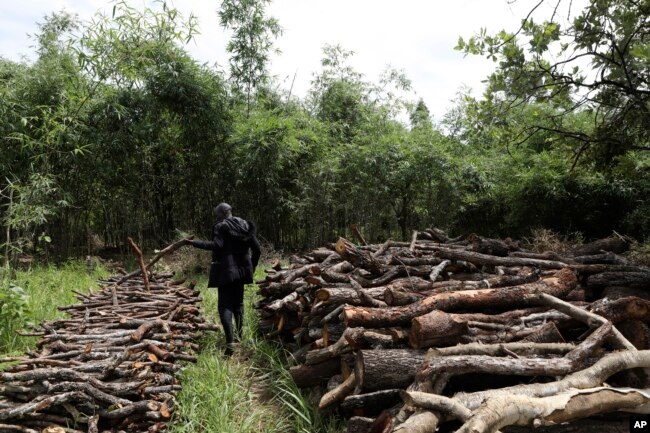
1, 2, 233, 259
219, 0, 282, 116
75, 1, 229, 246
410, 99, 432, 129
0, 12, 84, 265
457, 0, 650, 168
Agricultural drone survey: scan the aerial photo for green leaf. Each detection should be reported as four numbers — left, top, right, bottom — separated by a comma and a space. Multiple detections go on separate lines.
455, 36, 465, 51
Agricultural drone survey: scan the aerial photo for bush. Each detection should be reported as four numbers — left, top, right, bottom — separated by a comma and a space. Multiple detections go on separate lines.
0, 280, 29, 352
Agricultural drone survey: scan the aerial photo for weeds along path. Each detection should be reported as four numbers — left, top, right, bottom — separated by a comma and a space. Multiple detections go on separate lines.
0, 271, 219, 432
168, 270, 341, 433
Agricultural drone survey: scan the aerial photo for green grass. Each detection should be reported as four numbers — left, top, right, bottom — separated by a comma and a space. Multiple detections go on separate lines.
170, 270, 342, 433
0, 261, 109, 354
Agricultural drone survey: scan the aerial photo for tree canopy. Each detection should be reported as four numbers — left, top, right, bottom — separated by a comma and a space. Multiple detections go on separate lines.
1, 0, 650, 267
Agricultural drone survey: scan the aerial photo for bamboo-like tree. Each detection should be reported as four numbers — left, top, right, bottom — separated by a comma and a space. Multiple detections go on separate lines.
219, 0, 282, 117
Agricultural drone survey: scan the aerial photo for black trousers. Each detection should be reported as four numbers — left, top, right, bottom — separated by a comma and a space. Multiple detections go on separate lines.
217, 282, 244, 345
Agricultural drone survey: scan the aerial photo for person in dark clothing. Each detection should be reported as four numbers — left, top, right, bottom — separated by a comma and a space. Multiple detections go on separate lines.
187, 203, 261, 355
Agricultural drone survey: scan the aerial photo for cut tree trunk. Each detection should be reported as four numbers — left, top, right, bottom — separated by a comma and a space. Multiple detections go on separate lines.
587, 271, 650, 289
408, 308, 565, 349
289, 358, 341, 387
457, 387, 650, 433
434, 247, 568, 269
617, 320, 650, 350
519, 322, 566, 343
341, 389, 403, 416
468, 234, 518, 257
344, 327, 409, 349
345, 417, 375, 433
409, 310, 468, 348
454, 349, 650, 411
355, 349, 427, 392
590, 296, 650, 323
502, 418, 628, 433
336, 238, 383, 275
392, 410, 440, 433
426, 342, 575, 357
343, 269, 577, 328
319, 372, 356, 409
315, 287, 385, 304
400, 391, 471, 421
570, 235, 630, 256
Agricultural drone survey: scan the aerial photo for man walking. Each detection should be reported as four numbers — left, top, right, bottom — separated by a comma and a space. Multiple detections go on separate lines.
188, 203, 261, 356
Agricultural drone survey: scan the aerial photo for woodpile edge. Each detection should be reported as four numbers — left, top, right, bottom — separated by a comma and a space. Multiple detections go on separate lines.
257, 228, 650, 433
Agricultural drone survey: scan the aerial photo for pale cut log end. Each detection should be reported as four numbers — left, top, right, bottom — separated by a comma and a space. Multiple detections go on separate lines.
336, 237, 347, 255
553, 267, 579, 291
409, 310, 468, 349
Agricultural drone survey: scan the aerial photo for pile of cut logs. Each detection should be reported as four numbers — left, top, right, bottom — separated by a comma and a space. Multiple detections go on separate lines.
0, 239, 217, 433
257, 228, 650, 433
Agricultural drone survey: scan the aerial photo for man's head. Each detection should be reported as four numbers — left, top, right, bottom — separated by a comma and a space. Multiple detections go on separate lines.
214, 202, 232, 221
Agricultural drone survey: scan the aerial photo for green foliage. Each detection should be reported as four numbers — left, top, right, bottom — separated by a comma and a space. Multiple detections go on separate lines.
1, 174, 62, 264
219, 0, 281, 115
0, 280, 29, 352
251, 343, 341, 433
0, 260, 108, 354
1, 1, 234, 258
78, 0, 198, 85
170, 335, 291, 433
457, 0, 650, 168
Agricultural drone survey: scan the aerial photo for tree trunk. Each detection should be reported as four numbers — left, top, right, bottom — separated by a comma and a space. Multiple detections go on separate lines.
587, 271, 650, 289
315, 287, 385, 304
346, 416, 375, 433
344, 327, 409, 349
343, 269, 577, 328
341, 389, 403, 416
519, 322, 566, 343
409, 310, 468, 348
336, 237, 383, 275
427, 341, 574, 357
502, 418, 628, 433
319, 372, 356, 409
455, 350, 650, 411
457, 388, 650, 433
590, 296, 650, 324
570, 235, 630, 256
392, 410, 440, 433
355, 349, 427, 392
468, 234, 518, 257
289, 358, 341, 388
617, 320, 650, 350
435, 247, 568, 269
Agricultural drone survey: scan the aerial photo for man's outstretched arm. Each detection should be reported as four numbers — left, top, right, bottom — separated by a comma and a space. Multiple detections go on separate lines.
188, 226, 225, 251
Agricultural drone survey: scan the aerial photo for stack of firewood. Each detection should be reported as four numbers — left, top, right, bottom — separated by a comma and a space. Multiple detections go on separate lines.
0, 270, 218, 433
257, 228, 650, 433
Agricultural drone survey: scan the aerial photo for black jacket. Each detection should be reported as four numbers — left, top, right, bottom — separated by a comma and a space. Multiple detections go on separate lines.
191, 217, 261, 288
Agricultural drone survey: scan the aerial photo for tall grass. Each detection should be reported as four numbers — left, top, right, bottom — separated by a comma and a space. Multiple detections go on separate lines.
0, 261, 108, 354
170, 270, 342, 433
